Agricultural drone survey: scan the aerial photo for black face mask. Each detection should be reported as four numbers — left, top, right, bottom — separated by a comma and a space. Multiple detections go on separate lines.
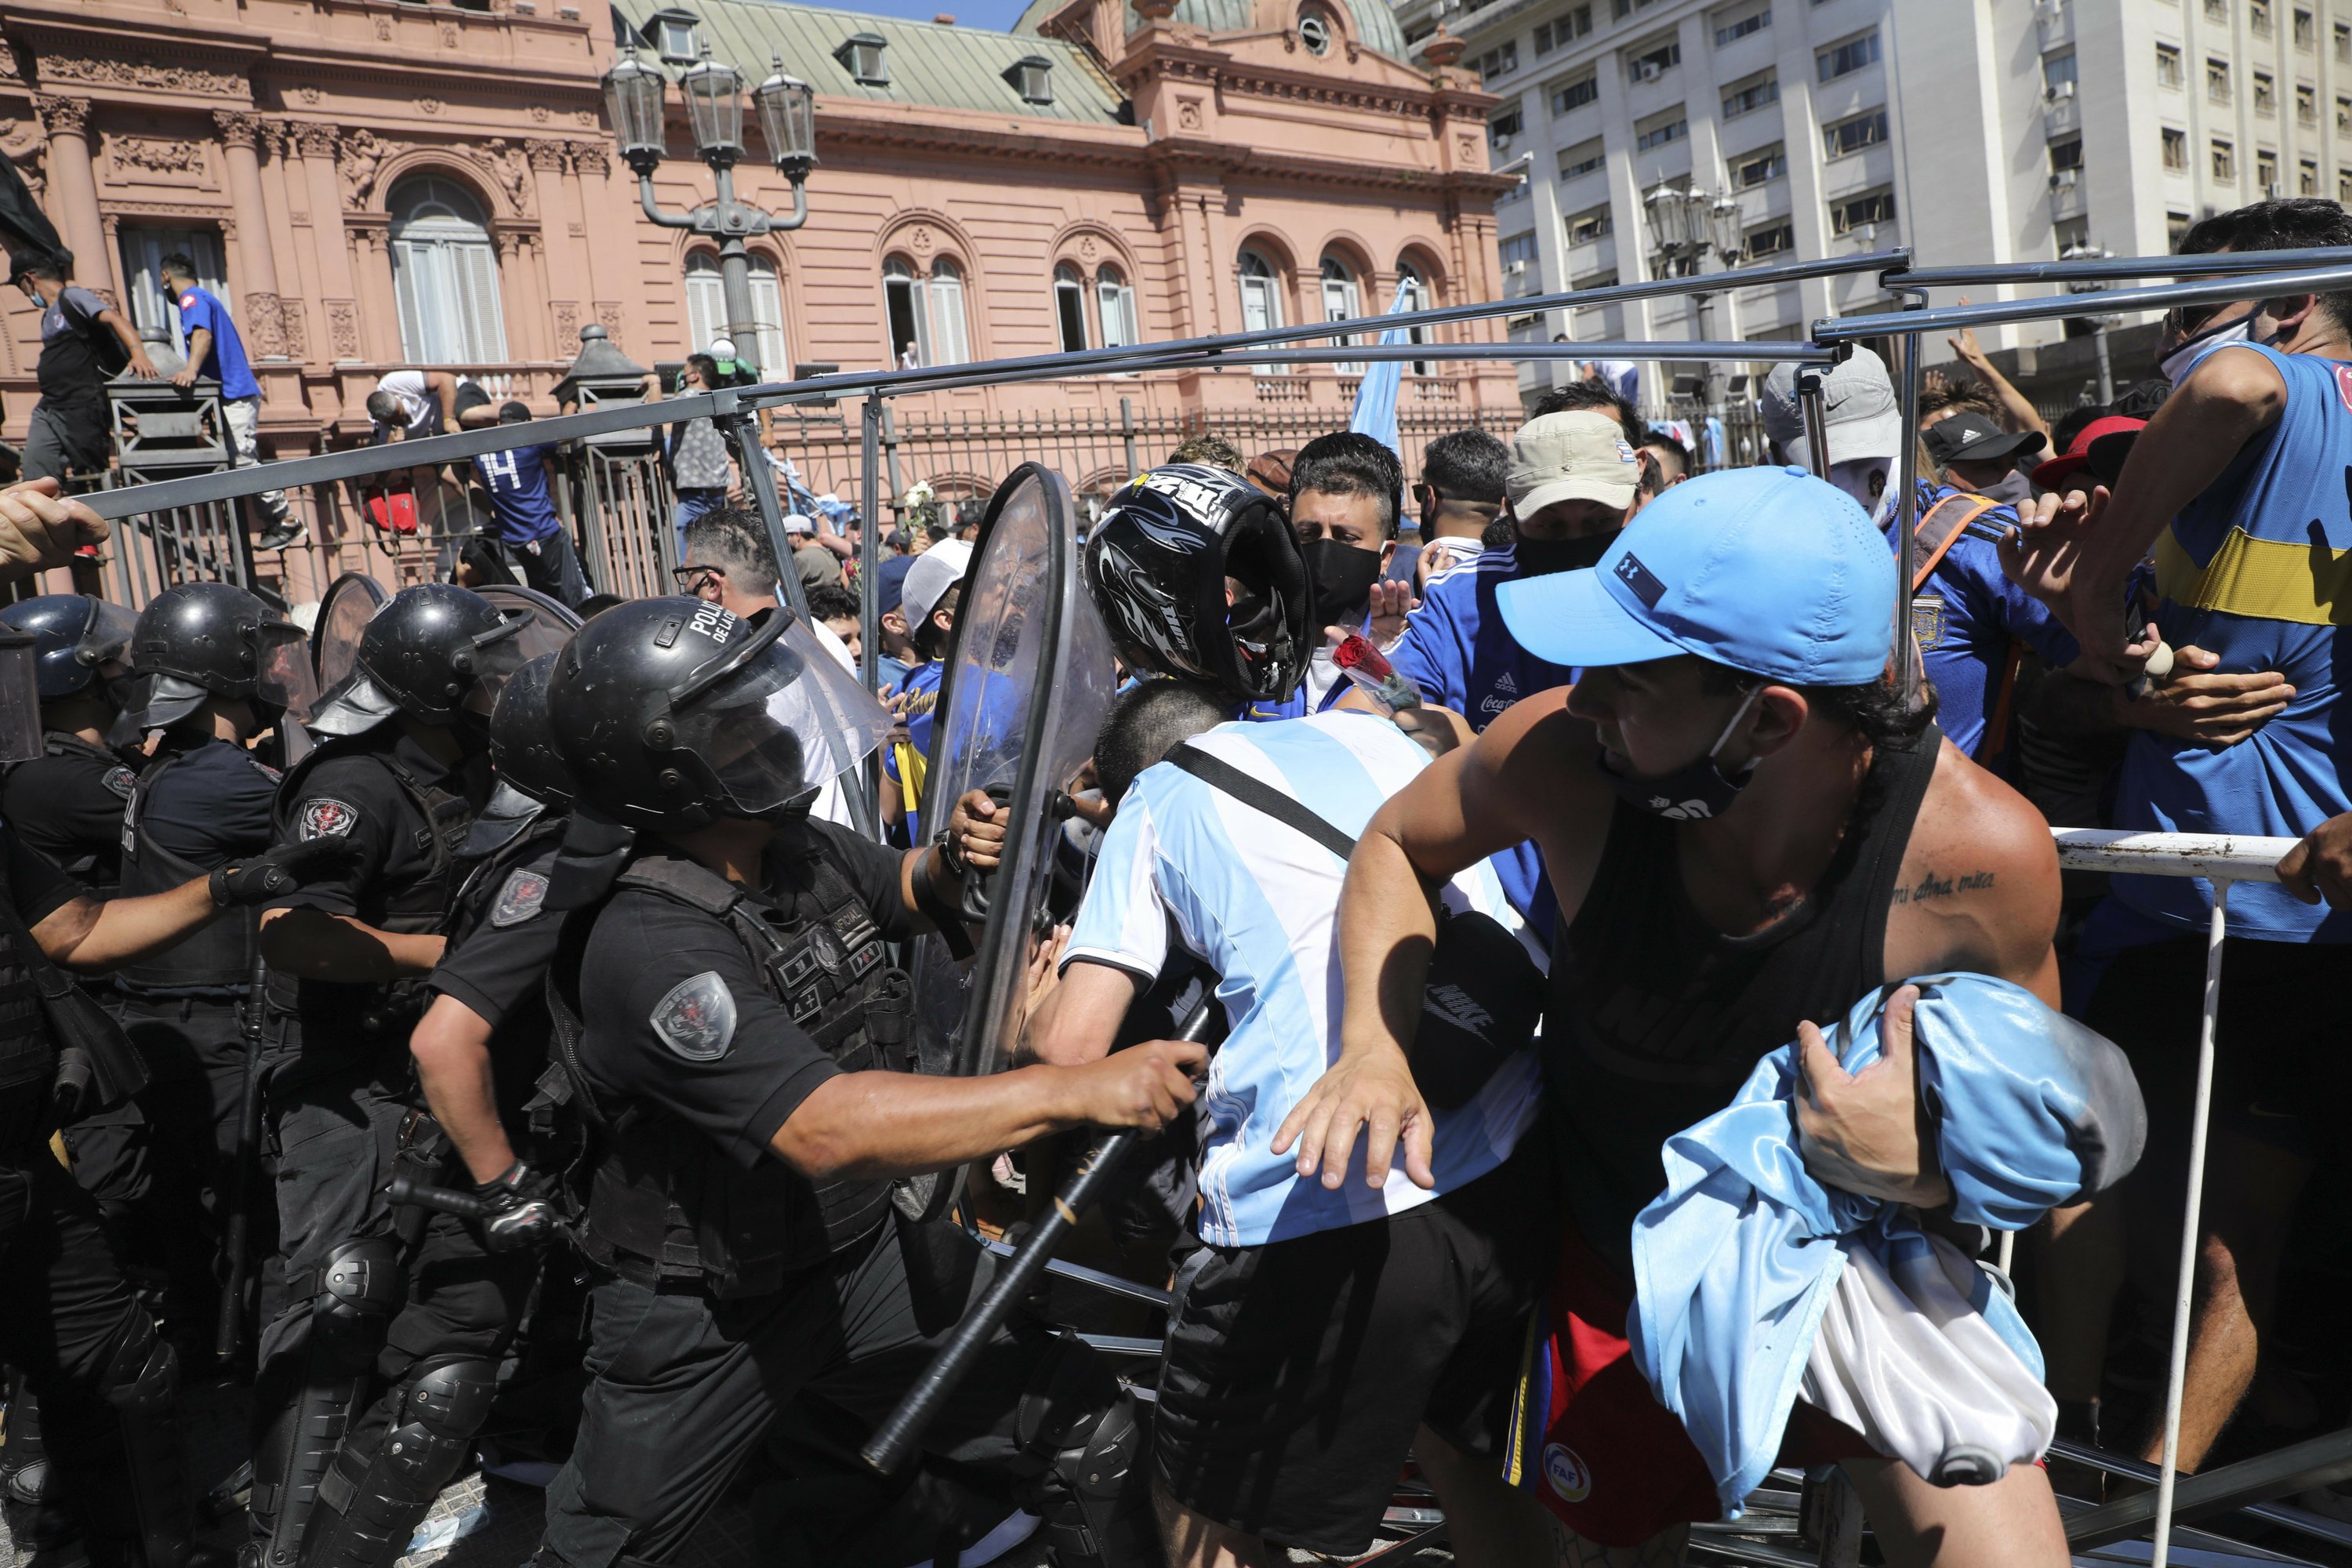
1299, 539, 1384, 629
1592, 685, 1764, 822
1515, 529, 1621, 579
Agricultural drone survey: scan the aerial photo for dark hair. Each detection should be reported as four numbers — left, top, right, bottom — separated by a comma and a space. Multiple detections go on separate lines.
364, 390, 401, 425
1918, 381, 2001, 422
1530, 379, 1644, 448
2178, 197, 2352, 335
1092, 678, 1232, 806
924, 519, 953, 546
686, 353, 720, 387
1169, 433, 1245, 473
1290, 431, 1403, 539
16, 260, 66, 283
496, 400, 532, 425
912, 584, 961, 660
158, 252, 198, 282
1700, 660, 1936, 750
1641, 428, 1693, 484
679, 503, 779, 598
1420, 428, 1508, 504
805, 583, 859, 622
2046, 405, 2108, 456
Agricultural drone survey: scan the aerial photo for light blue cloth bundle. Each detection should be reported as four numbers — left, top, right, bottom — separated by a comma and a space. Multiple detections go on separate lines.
1626, 972, 2144, 1515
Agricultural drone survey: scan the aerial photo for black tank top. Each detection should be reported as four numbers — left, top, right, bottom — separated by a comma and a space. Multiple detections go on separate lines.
1548, 722, 1942, 1272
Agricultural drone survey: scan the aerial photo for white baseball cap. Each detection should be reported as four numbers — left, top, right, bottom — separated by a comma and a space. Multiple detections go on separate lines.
708, 336, 738, 359
782, 513, 813, 535
1759, 347, 1902, 472
1507, 410, 1643, 516
902, 538, 972, 623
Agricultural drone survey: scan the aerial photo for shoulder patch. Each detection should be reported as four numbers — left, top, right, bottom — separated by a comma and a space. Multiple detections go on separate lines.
652, 971, 737, 1062
101, 765, 136, 800
490, 866, 550, 928
298, 797, 361, 841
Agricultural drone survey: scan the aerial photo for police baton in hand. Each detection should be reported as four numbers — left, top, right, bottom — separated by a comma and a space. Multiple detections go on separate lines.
862, 998, 1216, 1476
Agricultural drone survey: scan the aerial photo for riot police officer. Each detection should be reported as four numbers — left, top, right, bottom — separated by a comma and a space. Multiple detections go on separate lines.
245, 583, 525, 1568
296, 654, 572, 1568
109, 583, 313, 1344
0, 619, 356, 1567
0, 593, 141, 891
532, 597, 1202, 1568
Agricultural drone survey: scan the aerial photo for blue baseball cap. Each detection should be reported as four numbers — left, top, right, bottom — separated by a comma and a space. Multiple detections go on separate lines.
1495, 465, 1895, 685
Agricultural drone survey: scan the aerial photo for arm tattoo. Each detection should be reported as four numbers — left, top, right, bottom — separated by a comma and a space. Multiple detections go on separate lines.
1889, 868, 1996, 906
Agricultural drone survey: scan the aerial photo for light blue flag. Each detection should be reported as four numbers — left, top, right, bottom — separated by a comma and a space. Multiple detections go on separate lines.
1347, 279, 1414, 458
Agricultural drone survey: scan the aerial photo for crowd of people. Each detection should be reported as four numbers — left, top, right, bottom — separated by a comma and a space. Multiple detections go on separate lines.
0, 192, 2341, 1568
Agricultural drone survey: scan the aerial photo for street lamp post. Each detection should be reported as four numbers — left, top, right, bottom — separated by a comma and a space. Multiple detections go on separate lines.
602, 45, 815, 358
2060, 240, 2118, 405
1643, 177, 1748, 426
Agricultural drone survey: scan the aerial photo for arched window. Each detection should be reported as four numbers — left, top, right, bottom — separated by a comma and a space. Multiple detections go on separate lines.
1096, 264, 1138, 350
1239, 249, 1284, 373
684, 251, 788, 376
927, 258, 969, 367
1054, 263, 1089, 353
388, 176, 506, 364
1319, 255, 1361, 349
1396, 258, 1432, 376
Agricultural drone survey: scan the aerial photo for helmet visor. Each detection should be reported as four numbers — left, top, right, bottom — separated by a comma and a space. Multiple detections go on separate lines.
0, 632, 42, 764
675, 629, 891, 818
74, 600, 138, 684
458, 614, 532, 720
256, 622, 318, 718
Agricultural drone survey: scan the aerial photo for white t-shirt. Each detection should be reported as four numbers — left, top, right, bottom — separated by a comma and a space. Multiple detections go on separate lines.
375, 369, 431, 429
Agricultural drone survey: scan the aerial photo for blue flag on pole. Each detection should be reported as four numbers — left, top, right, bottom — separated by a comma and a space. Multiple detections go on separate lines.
1348, 279, 1414, 459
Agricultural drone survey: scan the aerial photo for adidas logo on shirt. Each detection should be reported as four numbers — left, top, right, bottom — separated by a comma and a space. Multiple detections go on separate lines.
1493, 671, 1519, 696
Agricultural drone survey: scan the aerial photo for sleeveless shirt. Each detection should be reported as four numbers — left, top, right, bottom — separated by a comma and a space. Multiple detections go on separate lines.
1549, 723, 1941, 1272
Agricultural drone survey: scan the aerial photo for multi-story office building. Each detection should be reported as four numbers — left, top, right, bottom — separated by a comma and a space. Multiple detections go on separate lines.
1396, 0, 2352, 402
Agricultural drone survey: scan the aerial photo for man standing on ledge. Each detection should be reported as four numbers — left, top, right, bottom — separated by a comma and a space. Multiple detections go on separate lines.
158, 252, 299, 551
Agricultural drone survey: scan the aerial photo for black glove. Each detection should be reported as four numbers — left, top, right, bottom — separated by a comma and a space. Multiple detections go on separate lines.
470, 1161, 561, 1253
209, 837, 367, 909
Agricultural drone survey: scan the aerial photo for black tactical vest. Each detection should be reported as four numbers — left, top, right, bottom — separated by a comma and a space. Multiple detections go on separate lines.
0, 882, 55, 1145
2, 732, 131, 892
115, 749, 259, 994
263, 735, 476, 1062
547, 828, 915, 1299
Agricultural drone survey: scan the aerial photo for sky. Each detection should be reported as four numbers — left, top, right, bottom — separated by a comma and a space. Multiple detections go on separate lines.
818, 0, 1034, 27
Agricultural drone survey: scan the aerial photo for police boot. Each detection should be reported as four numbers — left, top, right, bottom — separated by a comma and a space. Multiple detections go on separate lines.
5, 1375, 52, 1504
1014, 1334, 1161, 1568
248, 1240, 398, 1568
297, 1355, 496, 1568
47, 1312, 227, 1568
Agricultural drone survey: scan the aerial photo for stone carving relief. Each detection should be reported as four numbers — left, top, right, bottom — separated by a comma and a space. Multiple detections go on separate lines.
1176, 96, 1202, 131
569, 142, 608, 176
596, 303, 625, 347
41, 55, 243, 96
375, 17, 393, 41
525, 139, 569, 174
325, 300, 361, 360
552, 301, 578, 345
336, 129, 387, 201
32, 96, 91, 139
474, 139, 532, 213
295, 87, 321, 106
109, 136, 209, 178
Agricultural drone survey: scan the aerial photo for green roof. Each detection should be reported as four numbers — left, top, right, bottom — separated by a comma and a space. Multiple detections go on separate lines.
1010, 0, 1409, 61
611, 0, 1127, 124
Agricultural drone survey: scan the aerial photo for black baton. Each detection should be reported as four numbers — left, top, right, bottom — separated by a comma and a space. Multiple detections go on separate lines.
862, 997, 1216, 1475
385, 1174, 495, 1219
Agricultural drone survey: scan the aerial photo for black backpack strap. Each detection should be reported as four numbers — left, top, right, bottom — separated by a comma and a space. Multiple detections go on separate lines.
616, 855, 748, 918
1167, 744, 1357, 862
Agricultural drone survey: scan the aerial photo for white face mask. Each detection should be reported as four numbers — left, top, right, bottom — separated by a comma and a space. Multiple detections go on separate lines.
2159, 307, 2263, 387
1824, 458, 1892, 517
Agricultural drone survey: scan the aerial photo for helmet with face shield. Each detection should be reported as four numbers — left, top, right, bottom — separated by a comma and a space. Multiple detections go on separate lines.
488, 653, 575, 811
0, 628, 45, 764
546, 597, 889, 833
120, 581, 314, 734
307, 583, 530, 739
0, 595, 138, 706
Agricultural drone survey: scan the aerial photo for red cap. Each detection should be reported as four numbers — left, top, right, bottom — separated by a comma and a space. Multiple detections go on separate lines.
2031, 414, 2147, 490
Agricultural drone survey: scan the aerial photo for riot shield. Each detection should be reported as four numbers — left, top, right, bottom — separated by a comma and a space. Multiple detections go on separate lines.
311, 572, 388, 692
477, 583, 583, 662
899, 463, 1118, 1220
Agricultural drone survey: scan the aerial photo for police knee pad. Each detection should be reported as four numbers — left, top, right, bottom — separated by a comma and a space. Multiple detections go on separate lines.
392, 1355, 497, 1444
96, 1307, 176, 1411
1014, 1334, 1160, 1568
314, 1238, 401, 1325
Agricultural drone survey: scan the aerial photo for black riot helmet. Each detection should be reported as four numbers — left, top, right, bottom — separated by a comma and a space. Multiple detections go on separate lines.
122, 581, 312, 733
0, 594, 137, 704
1082, 463, 1310, 706
0, 629, 45, 763
307, 583, 531, 739
488, 652, 573, 810
546, 597, 883, 833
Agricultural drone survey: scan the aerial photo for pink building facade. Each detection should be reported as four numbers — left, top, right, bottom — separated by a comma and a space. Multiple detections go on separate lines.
0, 0, 1514, 529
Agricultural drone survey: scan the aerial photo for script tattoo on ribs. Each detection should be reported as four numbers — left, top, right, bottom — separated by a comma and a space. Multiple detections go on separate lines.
1889, 868, 1997, 906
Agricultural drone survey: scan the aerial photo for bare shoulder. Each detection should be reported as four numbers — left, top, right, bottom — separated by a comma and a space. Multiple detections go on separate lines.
1884, 736, 2060, 986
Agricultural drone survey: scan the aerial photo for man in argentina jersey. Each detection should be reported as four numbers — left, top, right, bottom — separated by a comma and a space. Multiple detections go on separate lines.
1025, 700, 1552, 1566
2003, 198, 2352, 1481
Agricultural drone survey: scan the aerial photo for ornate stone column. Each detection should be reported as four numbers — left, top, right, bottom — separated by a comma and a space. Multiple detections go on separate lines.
294, 124, 364, 362
212, 110, 289, 358
526, 139, 583, 349
32, 96, 110, 299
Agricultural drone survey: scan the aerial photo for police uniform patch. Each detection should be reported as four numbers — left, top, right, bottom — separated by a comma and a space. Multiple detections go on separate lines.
1910, 594, 1946, 652
299, 797, 361, 840
101, 765, 136, 800
652, 971, 737, 1062
490, 867, 549, 928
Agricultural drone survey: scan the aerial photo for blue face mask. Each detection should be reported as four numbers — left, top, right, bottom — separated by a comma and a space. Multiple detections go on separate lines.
1593, 684, 1765, 822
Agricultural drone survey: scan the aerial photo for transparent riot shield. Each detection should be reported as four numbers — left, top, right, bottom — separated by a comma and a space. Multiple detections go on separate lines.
476, 583, 583, 660
898, 463, 1119, 1220
311, 572, 388, 692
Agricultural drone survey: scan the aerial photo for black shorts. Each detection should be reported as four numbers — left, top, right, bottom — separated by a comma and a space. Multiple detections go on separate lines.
1152, 1134, 1555, 1555
451, 379, 492, 422
2083, 932, 2352, 1160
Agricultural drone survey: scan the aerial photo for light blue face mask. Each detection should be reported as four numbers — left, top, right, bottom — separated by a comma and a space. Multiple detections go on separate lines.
2159, 307, 2264, 387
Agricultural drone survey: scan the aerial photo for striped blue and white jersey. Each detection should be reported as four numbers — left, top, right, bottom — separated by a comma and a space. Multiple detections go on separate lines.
1062, 710, 1543, 1248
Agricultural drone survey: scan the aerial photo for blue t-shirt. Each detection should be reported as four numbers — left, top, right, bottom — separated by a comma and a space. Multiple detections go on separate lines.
470, 443, 563, 545
1065, 711, 1541, 1247
1385, 544, 1573, 924
1894, 485, 2079, 763
2109, 343, 2352, 942
173, 286, 259, 401
882, 659, 944, 841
